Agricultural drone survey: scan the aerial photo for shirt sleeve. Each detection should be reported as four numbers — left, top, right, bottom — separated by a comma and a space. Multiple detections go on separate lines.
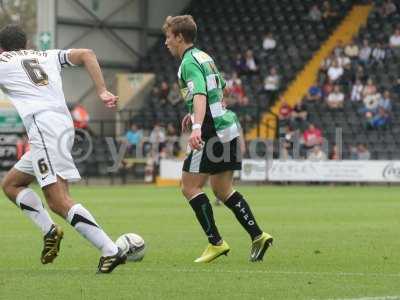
47, 49, 76, 72
57, 49, 76, 68
182, 62, 207, 96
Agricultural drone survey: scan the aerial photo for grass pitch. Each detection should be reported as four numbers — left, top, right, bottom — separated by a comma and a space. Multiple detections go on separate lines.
0, 185, 399, 300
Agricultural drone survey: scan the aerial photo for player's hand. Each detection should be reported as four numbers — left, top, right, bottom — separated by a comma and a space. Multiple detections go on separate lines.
189, 128, 203, 150
99, 90, 118, 108
181, 114, 192, 133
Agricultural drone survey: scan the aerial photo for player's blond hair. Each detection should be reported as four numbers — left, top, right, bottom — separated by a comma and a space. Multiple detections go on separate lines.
162, 15, 197, 43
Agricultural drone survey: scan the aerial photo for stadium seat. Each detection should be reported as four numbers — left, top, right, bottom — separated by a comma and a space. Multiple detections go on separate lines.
132, 0, 350, 133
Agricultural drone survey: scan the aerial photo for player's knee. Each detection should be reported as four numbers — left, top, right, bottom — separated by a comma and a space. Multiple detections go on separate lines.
212, 186, 232, 202
181, 184, 191, 199
181, 184, 199, 200
180, 179, 189, 196
212, 188, 223, 201
212, 189, 227, 202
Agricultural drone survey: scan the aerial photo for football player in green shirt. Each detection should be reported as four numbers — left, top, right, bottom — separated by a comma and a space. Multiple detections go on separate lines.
163, 15, 273, 263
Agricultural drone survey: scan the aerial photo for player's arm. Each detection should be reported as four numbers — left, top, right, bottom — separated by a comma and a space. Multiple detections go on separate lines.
190, 94, 207, 150
184, 62, 207, 150
67, 49, 118, 108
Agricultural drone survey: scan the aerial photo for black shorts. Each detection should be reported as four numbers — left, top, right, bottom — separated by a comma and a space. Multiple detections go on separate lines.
183, 137, 242, 175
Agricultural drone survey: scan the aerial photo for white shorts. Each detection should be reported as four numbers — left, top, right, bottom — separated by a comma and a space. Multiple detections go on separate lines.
14, 110, 81, 187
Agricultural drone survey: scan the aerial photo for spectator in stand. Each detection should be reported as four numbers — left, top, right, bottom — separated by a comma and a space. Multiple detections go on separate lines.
166, 123, 180, 157
229, 78, 245, 100
322, 78, 334, 99
307, 145, 327, 161
291, 99, 308, 129
344, 39, 360, 60
330, 144, 340, 160
319, 53, 335, 84
379, 0, 397, 17
336, 50, 351, 69
225, 71, 240, 89
243, 49, 259, 75
233, 53, 246, 75
368, 107, 391, 129
280, 125, 295, 160
149, 123, 166, 152
327, 59, 344, 83
230, 77, 248, 106
351, 79, 364, 102
389, 28, 400, 56
262, 32, 276, 52
327, 84, 344, 109
278, 98, 293, 126
167, 82, 182, 106
303, 123, 323, 148
362, 78, 377, 99
124, 123, 143, 156
280, 125, 295, 144
307, 85, 322, 101
361, 82, 381, 119
308, 4, 322, 22
159, 81, 169, 104
224, 72, 238, 103
362, 92, 380, 115
72, 103, 90, 130
356, 144, 371, 160
371, 42, 387, 66
358, 39, 372, 65
379, 90, 393, 112
263, 67, 280, 98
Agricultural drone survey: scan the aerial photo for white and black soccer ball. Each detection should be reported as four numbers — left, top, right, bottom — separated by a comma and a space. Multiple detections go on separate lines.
116, 233, 146, 262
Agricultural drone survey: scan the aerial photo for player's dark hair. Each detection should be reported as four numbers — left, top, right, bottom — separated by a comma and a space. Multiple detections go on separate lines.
162, 15, 197, 43
0, 24, 27, 51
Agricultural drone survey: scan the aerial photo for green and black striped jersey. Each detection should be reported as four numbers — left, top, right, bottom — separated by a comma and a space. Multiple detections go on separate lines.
178, 47, 240, 142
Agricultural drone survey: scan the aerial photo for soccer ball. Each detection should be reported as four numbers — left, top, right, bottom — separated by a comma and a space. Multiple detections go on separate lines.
115, 233, 146, 262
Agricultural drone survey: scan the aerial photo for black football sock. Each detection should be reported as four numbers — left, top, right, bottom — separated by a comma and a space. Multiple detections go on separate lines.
189, 193, 222, 245
224, 191, 263, 241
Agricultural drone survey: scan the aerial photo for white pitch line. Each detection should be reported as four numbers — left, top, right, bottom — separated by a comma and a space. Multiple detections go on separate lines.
321, 296, 400, 300
1, 267, 400, 279
144, 268, 400, 279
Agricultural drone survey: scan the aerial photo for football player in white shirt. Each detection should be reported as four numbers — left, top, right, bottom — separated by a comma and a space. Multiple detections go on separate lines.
0, 25, 126, 273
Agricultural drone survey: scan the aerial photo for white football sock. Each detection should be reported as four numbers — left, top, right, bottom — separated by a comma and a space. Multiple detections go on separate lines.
16, 188, 54, 235
67, 204, 118, 257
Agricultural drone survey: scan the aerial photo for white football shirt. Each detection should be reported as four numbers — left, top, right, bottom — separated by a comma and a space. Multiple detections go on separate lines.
0, 49, 74, 122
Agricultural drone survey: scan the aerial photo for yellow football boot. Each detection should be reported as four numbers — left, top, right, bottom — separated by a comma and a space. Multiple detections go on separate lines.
194, 240, 230, 263
250, 232, 273, 262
